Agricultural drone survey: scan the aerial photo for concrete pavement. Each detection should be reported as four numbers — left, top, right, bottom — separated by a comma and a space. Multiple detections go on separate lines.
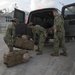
0, 34, 75, 75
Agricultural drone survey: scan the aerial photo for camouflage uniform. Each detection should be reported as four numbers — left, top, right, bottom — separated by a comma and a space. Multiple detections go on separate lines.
54, 15, 67, 54
4, 24, 16, 52
32, 25, 47, 53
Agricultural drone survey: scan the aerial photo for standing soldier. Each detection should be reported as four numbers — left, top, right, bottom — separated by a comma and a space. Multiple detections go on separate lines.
4, 18, 19, 52
28, 22, 47, 55
50, 10, 67, 56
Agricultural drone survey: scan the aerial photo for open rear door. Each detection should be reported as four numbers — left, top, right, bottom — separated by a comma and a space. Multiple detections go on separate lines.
14, 8, 29, 36
62, 3, 75, 38
14, 8, 25, 23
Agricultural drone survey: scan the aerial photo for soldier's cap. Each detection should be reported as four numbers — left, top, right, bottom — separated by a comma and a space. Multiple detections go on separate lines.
28, 22, 33, 27
11, 18, 19, 22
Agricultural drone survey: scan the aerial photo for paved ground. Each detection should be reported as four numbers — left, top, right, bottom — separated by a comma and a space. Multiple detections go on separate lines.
0, 33, 75, 75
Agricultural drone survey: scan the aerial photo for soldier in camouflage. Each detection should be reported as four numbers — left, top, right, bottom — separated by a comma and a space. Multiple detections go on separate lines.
28, 22, 47, 55
4, 18, 19, 52
50, 10, 67, 56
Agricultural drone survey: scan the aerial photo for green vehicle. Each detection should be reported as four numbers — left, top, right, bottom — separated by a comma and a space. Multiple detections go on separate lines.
14, 3, 75, 42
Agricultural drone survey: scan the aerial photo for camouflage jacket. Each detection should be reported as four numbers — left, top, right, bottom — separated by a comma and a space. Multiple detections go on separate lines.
54, 14, 65, 36
4, 23, 16, 40
32, 25, 47, 37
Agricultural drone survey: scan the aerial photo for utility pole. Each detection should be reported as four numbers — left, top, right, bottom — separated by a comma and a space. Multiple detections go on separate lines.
14, 3, 18, 9
59, 2, 64, 6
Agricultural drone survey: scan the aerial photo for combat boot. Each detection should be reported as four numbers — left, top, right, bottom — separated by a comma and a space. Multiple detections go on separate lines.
36, 51, 42, 55
50, 53, 59, 56
60, 52, 68, 57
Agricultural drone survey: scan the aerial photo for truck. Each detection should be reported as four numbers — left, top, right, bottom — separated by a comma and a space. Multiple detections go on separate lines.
14, 3, 75, 42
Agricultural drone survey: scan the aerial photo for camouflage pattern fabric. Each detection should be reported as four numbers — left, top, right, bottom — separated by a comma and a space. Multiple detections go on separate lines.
54, 15, 67, 54
46, 27, 54, 35
3, 50, 30, 67
14, 37, 24, 48
4, 24, 16, 52
22, 39, 34, 50
14, 37, 34, 50
32, 25, 47, 51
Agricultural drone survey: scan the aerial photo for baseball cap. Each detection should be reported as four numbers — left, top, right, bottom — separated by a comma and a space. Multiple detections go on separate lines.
11, 18, 19, 22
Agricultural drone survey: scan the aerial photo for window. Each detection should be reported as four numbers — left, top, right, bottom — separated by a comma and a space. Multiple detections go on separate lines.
64, 5, 75, 20
64, 6, 75, 15
6, 17, 12, 22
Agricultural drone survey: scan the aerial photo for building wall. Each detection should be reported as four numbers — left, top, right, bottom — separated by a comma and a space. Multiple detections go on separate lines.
0, 14, 12, 32
0, 9, 29, 32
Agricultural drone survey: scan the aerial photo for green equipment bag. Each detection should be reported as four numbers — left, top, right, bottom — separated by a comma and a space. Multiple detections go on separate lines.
22, 40, 34, 50
14, 37, 34, 50
14, 37, 24, 48
3, 50, 30, 67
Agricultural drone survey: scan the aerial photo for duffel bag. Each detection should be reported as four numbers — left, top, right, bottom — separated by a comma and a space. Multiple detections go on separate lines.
22, 40, 34, 50
14, 37, 24, 48
3, 50, 30, 67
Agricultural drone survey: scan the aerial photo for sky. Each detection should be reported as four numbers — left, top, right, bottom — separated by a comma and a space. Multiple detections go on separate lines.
0, 0, 75, 12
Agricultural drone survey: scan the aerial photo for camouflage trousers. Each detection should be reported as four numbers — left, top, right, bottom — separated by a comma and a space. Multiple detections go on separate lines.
54, 35, 67, 54
4, 37, 13, 52
37, 33, 46, 52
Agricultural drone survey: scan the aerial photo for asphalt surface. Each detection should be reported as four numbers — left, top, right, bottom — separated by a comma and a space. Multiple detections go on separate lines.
0, 33, 75, 75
